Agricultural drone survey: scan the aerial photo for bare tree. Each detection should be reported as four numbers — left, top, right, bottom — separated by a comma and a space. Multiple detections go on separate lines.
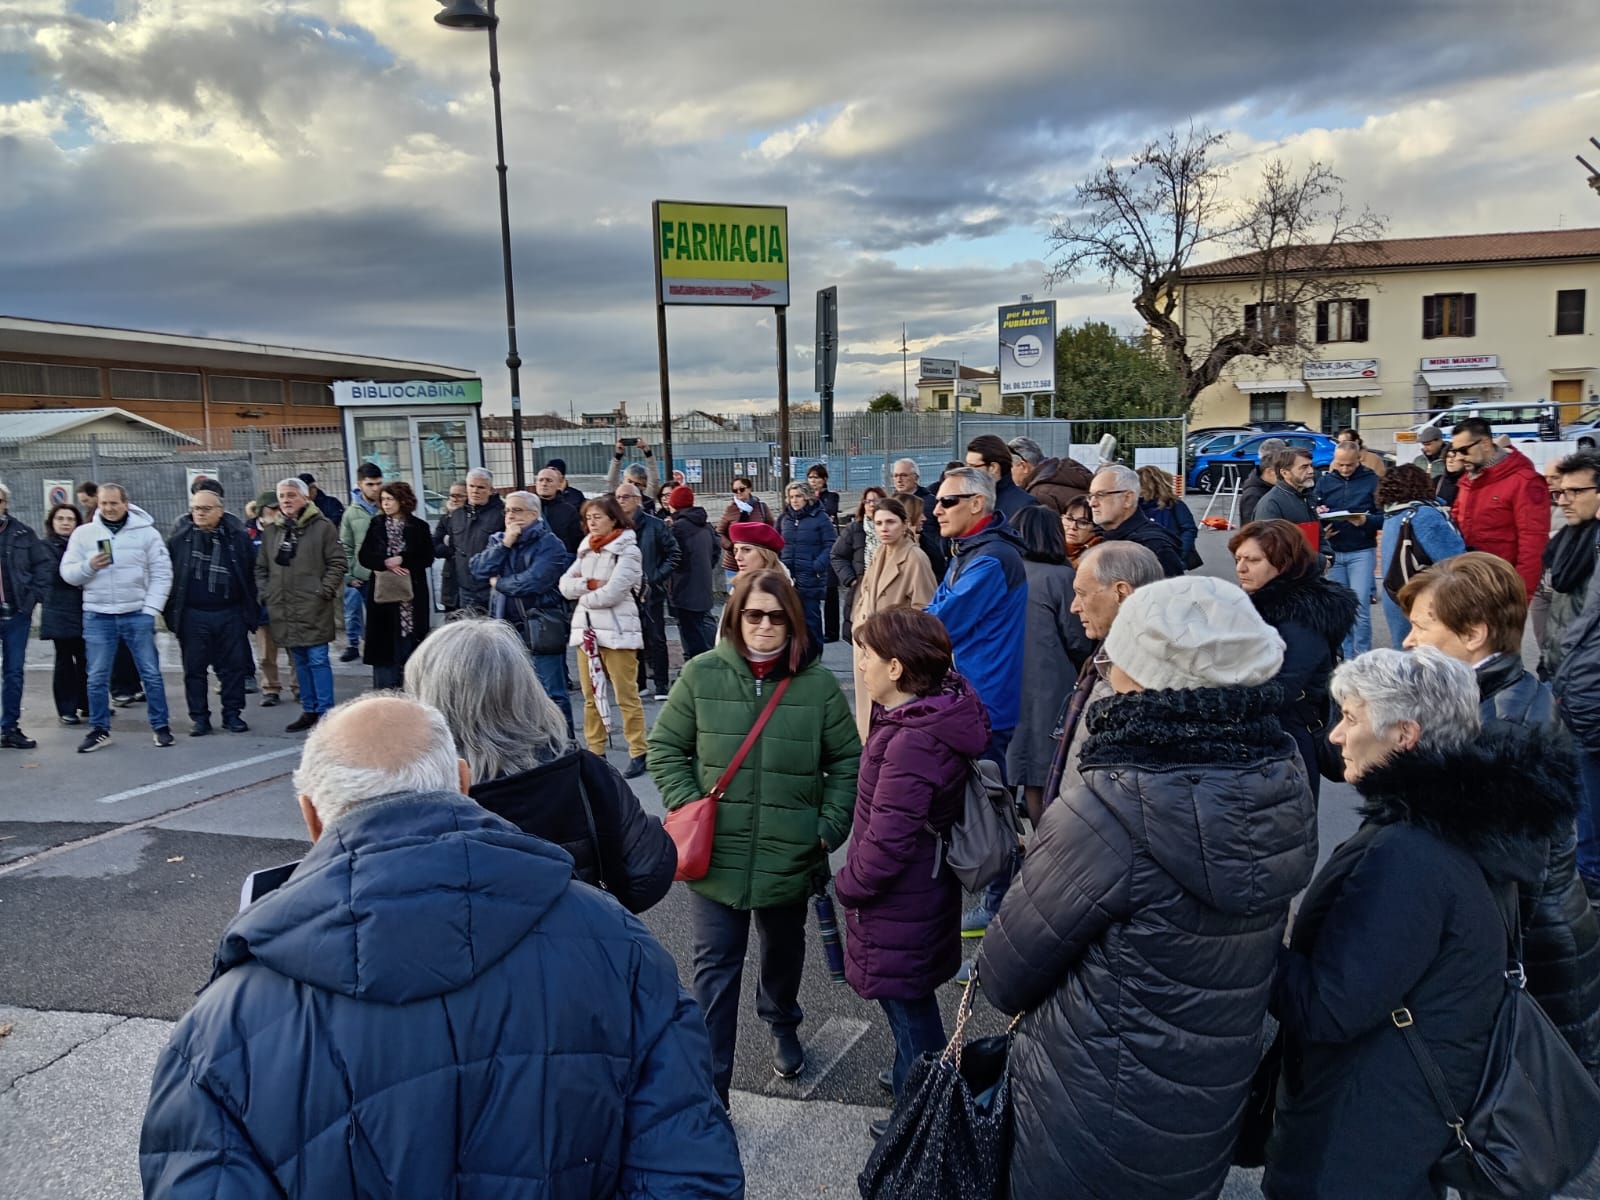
1044, 127, 1386, 401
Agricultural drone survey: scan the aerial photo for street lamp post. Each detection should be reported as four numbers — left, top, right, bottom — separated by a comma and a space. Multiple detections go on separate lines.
436, 0, 525, 489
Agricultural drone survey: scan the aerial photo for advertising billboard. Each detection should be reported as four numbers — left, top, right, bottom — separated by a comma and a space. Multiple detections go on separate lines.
998, 301, 1056, 396
654, 201, 790, 306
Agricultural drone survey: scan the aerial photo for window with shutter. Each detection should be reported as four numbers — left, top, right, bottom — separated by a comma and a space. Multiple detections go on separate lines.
1245, 302, 1296, 345
1423, 293, 1474, 338
1318, 299, 1368, 343
1556, 290, 1586, 335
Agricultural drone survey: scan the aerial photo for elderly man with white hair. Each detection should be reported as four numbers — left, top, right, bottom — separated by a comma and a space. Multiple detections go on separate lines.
254, 476, 346, 732
439, 467, 505, 612
1087, 464, 1185, 577
139, 693, 743, 1199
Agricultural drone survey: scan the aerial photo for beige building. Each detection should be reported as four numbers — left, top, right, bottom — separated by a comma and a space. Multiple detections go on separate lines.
916, 364, 1003, 413
1179, 228, 1600, 441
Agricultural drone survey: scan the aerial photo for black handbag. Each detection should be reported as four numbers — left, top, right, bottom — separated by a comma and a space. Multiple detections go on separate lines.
510, 595, 569, 657
1231, 1023, 1283, 1168
859, 964, 1019, 1200
1393, 886, 1600, 1199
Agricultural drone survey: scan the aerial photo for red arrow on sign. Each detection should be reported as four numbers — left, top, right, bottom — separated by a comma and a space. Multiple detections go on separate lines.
668, 281, 779, 300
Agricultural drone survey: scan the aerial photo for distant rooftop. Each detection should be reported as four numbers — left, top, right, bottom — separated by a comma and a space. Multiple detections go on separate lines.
0, 407, 198, 445
0, 316, 477, 382
1181, 227, 1600, 280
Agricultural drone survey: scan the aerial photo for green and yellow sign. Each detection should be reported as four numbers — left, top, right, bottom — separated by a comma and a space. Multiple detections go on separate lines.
653, 200, 790, 306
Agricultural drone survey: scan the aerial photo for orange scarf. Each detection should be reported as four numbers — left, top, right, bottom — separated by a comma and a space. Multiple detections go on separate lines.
588, 528, 624, 554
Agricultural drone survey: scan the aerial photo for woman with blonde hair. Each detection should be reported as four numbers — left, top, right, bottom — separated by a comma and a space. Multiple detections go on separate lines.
730, 522, 790, 579
848, 496, 935, 740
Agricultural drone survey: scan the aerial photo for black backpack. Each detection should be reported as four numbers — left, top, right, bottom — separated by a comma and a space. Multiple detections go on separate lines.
1382, 505, 1461, 602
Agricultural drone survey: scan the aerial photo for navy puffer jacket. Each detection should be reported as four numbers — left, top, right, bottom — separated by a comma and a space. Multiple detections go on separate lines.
778, 500, 834, 593
139, 791, 743, 1199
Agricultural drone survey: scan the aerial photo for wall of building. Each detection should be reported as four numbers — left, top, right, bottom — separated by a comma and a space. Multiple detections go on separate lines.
1184, 257, 1598, 434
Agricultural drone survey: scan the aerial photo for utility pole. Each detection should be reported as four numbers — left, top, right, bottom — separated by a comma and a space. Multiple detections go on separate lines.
901, 323, 908, 409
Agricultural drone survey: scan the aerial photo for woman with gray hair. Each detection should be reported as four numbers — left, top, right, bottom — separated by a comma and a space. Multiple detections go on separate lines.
405, 616, 675, 914
1264, 646, 1579, 1199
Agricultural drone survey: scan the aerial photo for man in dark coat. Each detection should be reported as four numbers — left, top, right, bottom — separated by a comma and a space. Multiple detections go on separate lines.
434, 481, 467, 612
542, 457, 586, 511
439, 468, 505, 611
618, 482, 680, 700
966, 433, 1040, 520
138, 694, 743, 1199
296, 472, 344, 529
978, 575, 1316, 1200
534, 466, 582, 555
665, 486, 718, 661
0, 482, 56, 749
1008, 435, 1093, 514
1254, 446, 1320, 531
1313, 444, 1384, 656
165, 491, 258, 736
1088, 464, 1184, 577
1554, 454, 1600, 897
891, 458, 937, 506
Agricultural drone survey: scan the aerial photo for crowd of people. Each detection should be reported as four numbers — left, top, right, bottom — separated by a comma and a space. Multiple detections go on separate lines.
4, 420, 1597, 1196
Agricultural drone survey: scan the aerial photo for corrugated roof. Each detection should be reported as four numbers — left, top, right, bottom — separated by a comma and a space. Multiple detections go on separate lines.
1181, 227, 1600, 279
0, 407, 196, 445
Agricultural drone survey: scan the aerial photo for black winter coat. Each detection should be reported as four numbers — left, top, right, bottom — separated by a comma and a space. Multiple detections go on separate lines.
667, 506, 717, 613
1248, 570, 1357, 796
830, 520, 867, 589
0, 515, 54, 617
1554, 524, 1600, 751
977, 685, 1317, 1200
1265, 729, 1570, 1200
631, 510, 680, 592
470, 748, 676, 914
1239, 469, 1273, 525
1476, 654, 1600, 1078
163, 514, 259, 638
357, 514, 434, 668
1099, 507, 1185, 576
543, 496, 583, 556
440, 494, 504, 611
39, 534, 83, 640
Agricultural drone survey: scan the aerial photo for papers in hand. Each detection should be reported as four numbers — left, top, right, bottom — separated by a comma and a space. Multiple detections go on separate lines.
1317, 510, 1363, 520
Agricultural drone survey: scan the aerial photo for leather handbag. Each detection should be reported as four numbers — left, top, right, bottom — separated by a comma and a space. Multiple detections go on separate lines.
372, 570, 411, 605
1393, 886, 1600, 1199
511, 596, 569, 656
664, 678, 790, 882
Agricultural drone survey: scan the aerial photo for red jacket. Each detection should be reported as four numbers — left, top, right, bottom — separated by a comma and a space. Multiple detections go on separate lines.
1452, 450, 1549, 597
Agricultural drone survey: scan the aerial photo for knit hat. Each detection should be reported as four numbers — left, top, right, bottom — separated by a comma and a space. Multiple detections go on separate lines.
668, 485, 696, 509
730, 521, 784, 553
1418, 425, 1443, 443
545, 458, 567, 475
1102, 575, 1285, 692
297, 472, 316, 486
254, 490, 280, 513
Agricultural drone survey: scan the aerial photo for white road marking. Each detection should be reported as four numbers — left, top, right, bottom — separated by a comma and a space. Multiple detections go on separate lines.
94, 748, 302, 804
761, 1015, 872, 1100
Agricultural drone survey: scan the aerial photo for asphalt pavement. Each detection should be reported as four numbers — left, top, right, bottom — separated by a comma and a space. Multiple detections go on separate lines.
1, 504, 1594, 1199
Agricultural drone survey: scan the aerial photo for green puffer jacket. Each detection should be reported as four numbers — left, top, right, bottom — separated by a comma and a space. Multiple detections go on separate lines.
254, 505, 347, 648
647, 639, 860, 910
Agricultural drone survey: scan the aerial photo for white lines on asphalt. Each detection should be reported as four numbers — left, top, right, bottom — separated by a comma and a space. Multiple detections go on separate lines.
94, 748, 302, 804
761, 1016, 872, 1101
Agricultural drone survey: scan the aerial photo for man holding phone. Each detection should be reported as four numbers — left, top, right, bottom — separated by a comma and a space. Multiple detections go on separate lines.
60, 483, 175, 752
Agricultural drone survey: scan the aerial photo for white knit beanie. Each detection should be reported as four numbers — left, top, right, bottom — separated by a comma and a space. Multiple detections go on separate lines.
1102, 575, 1286, 692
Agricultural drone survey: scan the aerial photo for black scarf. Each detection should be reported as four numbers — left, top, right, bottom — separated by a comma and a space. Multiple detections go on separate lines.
1546, 519, 1597, 596
189, 528, 233, 600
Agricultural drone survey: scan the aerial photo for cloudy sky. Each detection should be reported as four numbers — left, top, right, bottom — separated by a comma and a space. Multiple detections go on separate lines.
2, 0, 1597, 417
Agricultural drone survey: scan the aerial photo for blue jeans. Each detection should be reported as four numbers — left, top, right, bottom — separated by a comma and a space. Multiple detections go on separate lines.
532, 652, 575, 740
288, 643, 335, 714
1326, 547, 1375, 657
1576, 746, 1600, 889
343, 583, 365, 648
1382, 592, 1411, 648
0, 612, 30, 730
880, 995, 946, 1099
84, 611, 170, 731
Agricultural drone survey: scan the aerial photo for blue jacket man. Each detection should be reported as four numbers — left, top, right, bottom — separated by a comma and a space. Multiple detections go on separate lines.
1312, 445, 1385, 656
925, 469, 1028, 743
471, 492, 575, 730
139, 694, 743, 1200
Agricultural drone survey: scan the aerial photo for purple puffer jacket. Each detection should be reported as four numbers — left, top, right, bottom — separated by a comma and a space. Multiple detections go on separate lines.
834, 674, 990, 1000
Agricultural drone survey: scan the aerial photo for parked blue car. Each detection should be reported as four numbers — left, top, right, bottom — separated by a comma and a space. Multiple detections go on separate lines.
1188, 431, 1338, 493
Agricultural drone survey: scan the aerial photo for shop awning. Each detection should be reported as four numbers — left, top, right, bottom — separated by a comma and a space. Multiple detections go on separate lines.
1234, 378, 1306, 393
1422, 368, 1510, 392
1307, 378, 1384, 399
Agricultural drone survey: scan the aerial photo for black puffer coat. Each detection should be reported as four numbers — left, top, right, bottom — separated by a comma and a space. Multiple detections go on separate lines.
469, 748, 676, 914
1476, 654, 1600, 1078
977, 685, 1317, 1200
1265, 728, 1570, 1200
38, 533, 83, 641
1248, 569, 1357, 798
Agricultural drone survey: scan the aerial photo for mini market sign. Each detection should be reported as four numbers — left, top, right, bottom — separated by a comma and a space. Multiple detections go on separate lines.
654, 200, 790, 306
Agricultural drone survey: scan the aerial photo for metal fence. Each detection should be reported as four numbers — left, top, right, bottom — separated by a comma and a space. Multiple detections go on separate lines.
0, 411, 1191, 532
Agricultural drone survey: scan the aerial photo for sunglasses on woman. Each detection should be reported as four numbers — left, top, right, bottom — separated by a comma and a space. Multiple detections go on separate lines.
740, 608, 789, 627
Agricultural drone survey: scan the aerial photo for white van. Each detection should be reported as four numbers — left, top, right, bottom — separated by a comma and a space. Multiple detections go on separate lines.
1398, 401, 1561, 446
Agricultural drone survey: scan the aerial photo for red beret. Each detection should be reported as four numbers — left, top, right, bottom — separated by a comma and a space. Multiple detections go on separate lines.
668, 485, 696, 509
730, 521, 784, 553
